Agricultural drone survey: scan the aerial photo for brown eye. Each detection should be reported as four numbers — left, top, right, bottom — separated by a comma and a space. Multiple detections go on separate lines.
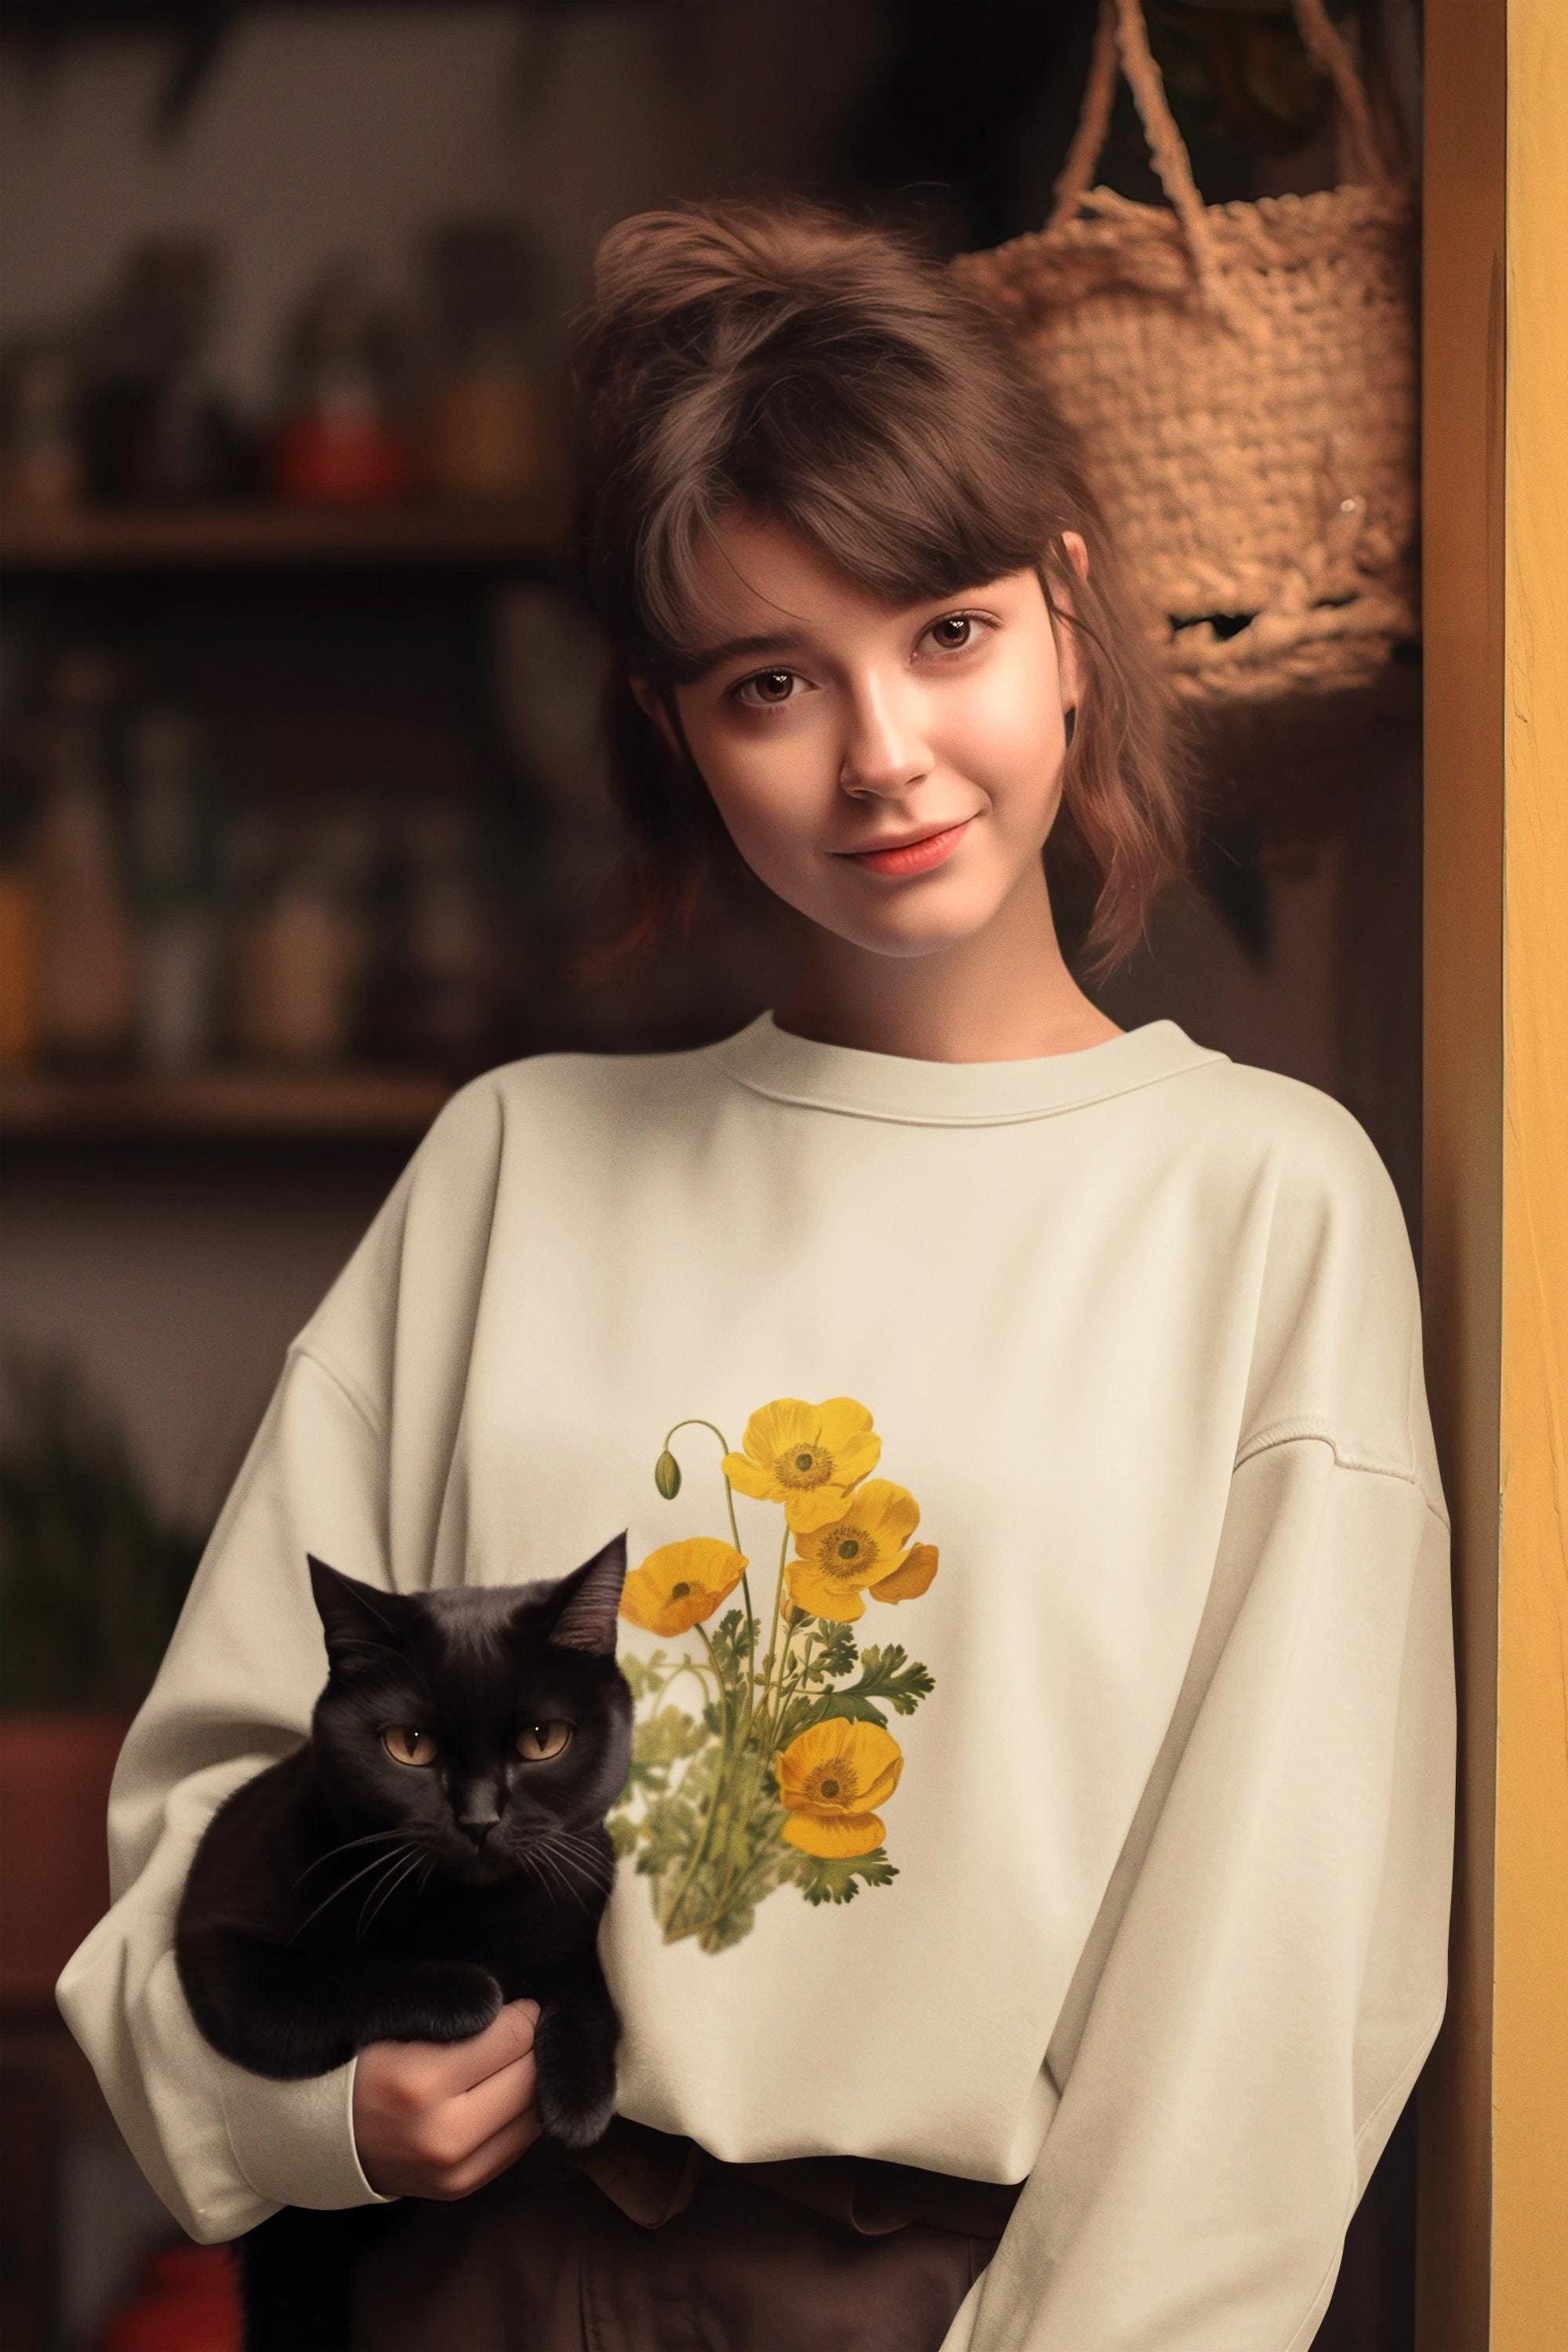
733, 668, 800, 710
516, 1720, 572, 1762
381, 1727, 439, 1767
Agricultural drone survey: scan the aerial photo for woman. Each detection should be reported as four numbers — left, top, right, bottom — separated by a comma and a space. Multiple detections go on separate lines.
57, 194, 1454, 2352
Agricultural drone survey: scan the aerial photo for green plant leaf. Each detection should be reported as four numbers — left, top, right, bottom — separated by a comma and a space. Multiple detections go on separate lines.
697, 1894, 757, 1952
0, 1342, 203, 1712
619, 1652, 673, 1703
790, 1689, 889, 1732
815, 1622, 858, 1678
631, 1706, 709, 1768
706, 1607, 752, 1684
841, 1643, 933, 1715
773, 1692, 825, 1746
636, 1792, 701, 1876
792, 1847, 899, 1906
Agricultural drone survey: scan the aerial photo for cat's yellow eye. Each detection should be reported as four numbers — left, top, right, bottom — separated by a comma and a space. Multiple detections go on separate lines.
516, 1720, 572, 1762
381, 1726, 439, 1768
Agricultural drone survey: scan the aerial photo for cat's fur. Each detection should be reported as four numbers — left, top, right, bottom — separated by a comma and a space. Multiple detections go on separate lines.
173, 1529, 633, 2352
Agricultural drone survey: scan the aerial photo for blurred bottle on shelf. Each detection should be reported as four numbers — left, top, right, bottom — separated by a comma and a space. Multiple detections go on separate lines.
352, 798, 503, 1073
229, 809, 375, 1065
216, 807, 276, 1050
78, 236, 256, 505
26, 650, 137, 1068
392, 804, 493, 1069
0, 779, 42, 1069
124, 706, 225, 1073
0, 866, 40, 1071
419, 216, 557, 503
0, 336, 86, 513
271, 260, 415, 506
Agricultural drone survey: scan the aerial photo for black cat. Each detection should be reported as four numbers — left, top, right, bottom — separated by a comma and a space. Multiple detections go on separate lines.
173, 1529, 633, 2352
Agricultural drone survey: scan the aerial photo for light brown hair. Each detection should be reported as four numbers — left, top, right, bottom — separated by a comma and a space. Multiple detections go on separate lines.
565, 190, 1191, 986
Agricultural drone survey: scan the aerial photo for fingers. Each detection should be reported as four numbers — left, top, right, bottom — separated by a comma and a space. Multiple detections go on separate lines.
362, 2034, 540, 2200
441, 2041, 540, 2159
425, 1996, 541, 2098
425, 2099, 543, 2200
354, 1998, 545, 2201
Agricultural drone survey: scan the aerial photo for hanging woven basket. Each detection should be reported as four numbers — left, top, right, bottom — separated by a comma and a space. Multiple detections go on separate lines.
949, 0, 1417, 705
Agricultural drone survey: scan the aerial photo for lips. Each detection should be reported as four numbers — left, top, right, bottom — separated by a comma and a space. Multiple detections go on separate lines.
839, 820, 972, 856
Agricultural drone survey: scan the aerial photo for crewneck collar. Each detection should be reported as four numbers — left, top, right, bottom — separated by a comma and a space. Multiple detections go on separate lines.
709, 1008, 1227, 1127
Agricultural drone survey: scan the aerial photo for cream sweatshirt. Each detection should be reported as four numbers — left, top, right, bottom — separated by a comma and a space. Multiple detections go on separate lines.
56, 1010, 1456, 2351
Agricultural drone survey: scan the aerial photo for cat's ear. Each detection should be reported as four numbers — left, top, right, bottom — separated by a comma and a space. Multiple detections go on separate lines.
307, 1554, 409, 1675
539, 1530, 629, 1656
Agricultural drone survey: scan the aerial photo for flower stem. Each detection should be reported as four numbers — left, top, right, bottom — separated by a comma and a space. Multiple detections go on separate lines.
664, 1414, 758, 1733
754, 1521, 789, 1744
686, 1524, 797, 1934
775, 1628, 818, 1722
659, 1618, 732, 1936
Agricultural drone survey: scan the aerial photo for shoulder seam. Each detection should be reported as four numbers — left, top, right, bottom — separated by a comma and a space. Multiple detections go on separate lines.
287, 1341, 385, 1443
1233, 1420, 1450, 1528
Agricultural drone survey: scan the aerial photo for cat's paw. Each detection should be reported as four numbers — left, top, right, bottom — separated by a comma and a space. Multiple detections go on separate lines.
530, 2001, 619, 2149
372, 1960, 504, 2045
535, 2069, 618, 2151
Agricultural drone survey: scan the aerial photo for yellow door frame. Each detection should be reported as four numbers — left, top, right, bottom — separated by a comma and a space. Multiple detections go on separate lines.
1420, 3, 1568, 2346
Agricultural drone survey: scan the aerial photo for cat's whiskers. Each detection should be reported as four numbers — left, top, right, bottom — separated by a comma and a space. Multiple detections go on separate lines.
551, 1824, 607, 1871
527, 1831, 601, 1915
544, 1823, 606, 1875
517, 1838, 563, 1900
521, 1837, 588, 1916
289, 1828, 410, 1895
543, 1847, 602, 1904
358, 1844, 427, 1941
539, 1828, 608, 1899
287, 1840, 422, 1944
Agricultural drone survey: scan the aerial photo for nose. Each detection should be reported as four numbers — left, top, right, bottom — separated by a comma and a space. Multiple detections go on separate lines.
837, 674, 931, 798
454, 1783, 503, 1844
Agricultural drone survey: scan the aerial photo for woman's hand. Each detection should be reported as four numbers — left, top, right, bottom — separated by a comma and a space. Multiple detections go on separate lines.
352, 1996, 543, 2199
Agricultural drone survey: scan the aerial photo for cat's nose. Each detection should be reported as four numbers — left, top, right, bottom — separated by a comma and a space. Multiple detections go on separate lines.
459, 1815, 499, 1846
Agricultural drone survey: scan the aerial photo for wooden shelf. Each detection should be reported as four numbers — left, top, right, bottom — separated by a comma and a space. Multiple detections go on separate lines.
0, 497, 572, 574
0, 1065, 454, 1142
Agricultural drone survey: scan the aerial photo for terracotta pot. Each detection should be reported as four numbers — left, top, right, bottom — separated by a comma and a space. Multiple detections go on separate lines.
0, 1712, 136, 2009
101, 2242, 242, 2352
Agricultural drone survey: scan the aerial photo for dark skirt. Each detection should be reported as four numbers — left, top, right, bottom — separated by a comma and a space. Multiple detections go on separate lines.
347, 2114, 1027, 2352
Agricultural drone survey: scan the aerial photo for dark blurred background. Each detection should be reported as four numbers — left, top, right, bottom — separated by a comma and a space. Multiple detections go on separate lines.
0, 5, 1423, 2345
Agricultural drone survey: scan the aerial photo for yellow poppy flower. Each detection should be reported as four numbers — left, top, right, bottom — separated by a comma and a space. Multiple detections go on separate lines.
619, 1536, 748, 1635
721, 1396, 880, 1532
783, 1480, 929, 1621
775, 1719, 903, 1857
866, 1541, 938, 1603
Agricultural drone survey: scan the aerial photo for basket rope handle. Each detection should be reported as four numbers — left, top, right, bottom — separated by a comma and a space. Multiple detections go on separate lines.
1288, 0, 1395, 187
1047, 0, 1396, 247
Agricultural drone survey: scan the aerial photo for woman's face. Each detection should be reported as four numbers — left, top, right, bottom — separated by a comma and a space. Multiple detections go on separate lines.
632, 509, 1087, 961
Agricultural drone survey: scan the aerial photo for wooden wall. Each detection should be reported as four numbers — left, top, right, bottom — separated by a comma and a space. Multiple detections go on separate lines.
1419, 2, 1568, 2343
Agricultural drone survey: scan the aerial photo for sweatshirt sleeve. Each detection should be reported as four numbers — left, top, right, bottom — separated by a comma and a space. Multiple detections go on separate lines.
53, 1343, 401, 2244
53, 1073, 509, 2244
937, 1430, 1455, 2352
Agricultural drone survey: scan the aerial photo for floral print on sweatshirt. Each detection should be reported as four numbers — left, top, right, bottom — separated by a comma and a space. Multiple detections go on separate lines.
608, 1396, 939, 1954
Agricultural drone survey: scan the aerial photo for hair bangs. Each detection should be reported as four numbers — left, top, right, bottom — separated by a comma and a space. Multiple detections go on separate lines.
648, 375, 1057, 682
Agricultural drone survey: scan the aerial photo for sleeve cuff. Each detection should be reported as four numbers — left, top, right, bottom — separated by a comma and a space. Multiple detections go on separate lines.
220, 2049, 398, 2212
